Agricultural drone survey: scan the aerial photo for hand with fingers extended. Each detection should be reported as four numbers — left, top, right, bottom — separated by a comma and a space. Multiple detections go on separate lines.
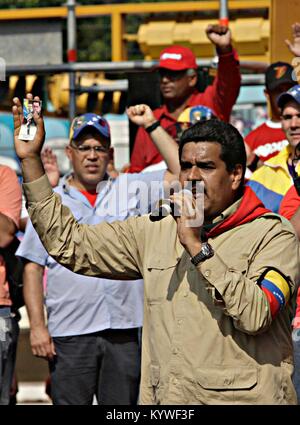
12, 94, 46, 182
285, 22, 300, 57
126, 104, 157, 129
41, 147, 60, 188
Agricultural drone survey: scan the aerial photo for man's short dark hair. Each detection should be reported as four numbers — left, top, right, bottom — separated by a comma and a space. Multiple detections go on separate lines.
179, 119, 246, 181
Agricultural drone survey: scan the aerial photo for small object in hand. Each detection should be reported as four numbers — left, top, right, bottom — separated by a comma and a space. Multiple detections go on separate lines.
18, 99, 42, 141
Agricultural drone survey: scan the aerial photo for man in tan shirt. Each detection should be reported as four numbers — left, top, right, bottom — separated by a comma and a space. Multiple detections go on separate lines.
13, 95, 300, 404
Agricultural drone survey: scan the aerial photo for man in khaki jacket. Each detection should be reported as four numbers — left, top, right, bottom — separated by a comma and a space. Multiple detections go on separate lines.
13, 95, 300, 404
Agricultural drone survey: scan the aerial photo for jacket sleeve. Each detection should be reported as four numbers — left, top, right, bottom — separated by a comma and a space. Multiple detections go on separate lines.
129, 126, 149, 173
23, 175, 144, 281
198, 220, 299, 335
201, 49, 241, 122
129, 125, 163, 173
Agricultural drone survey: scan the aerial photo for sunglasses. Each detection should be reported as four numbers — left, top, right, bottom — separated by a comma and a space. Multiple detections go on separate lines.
71, 144, 109, 155
158, 69, 188, 81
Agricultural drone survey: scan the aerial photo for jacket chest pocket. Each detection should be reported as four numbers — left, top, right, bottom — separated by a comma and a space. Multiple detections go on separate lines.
146, 257, 179, 305
194, 366, 259, 403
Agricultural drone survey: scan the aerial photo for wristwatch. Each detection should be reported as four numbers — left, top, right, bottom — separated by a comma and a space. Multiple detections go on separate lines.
190, 242, 214, 266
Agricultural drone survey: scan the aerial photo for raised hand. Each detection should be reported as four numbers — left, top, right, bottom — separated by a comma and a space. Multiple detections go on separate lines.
285, 23, 300, 57
126, 104, 156, 129
206, 24, 232, 53
41, 147, 60, 188
13, 94, 45, 160
12, 93, 46, 182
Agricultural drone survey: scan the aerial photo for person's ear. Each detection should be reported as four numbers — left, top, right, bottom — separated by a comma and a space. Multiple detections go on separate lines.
65, 145, 73, 162
188, 72, 198, 88
231, 164, 244, 191
109, 147, 114, 161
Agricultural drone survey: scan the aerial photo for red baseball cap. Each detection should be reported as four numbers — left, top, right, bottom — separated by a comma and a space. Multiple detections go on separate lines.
158, 45, 197, 71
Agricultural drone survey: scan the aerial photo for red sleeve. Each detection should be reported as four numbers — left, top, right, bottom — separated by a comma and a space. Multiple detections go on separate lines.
279, 185, 300, 220
129, 118, 164, 173
245, 129, 257, 151
199, 49, 241, 122
129, 126, 149, 173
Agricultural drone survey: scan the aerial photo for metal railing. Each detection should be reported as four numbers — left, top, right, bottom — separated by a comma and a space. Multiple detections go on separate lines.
0, 1, 271, 62
5, 59, 268, 76
4, 59, 267, 118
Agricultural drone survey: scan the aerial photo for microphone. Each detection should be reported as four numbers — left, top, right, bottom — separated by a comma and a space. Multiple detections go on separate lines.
149, 189, 193, 222
149, 199, 175, 222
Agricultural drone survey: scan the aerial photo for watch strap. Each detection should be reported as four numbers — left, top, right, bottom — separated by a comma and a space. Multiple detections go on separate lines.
190, 242, 214, 266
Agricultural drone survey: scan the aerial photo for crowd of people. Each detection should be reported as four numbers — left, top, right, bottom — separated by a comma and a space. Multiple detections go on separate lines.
1, 21, 300, 405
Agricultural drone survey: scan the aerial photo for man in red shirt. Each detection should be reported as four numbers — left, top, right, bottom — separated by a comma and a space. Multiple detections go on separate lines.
129, 24, 241, 173
245, 62, 296, 169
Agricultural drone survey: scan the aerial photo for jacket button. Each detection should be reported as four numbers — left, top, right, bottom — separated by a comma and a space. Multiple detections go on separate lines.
183, 291, 188, 297
204, 270, 211, 277
172, 347, 178, 354
177, 319, 183, 325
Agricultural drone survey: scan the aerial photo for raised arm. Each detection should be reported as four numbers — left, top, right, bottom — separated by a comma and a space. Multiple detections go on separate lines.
13, 94, 46, 183
127, 104, 180, 177
203, 24, 241, 122
13, 94, 142, 280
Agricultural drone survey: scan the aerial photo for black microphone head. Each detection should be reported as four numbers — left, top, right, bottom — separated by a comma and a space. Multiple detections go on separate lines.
149, 201, 173, 222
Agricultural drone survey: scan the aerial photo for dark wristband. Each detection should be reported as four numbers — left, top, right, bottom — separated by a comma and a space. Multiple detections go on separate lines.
145, 121, 160, 133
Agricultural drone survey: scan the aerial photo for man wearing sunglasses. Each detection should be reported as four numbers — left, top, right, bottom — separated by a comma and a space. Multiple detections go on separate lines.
16, 111, 177, 405
129, 24, 241, 173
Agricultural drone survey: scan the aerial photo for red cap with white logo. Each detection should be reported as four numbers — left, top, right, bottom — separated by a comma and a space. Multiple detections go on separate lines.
158, 45, 198, 71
